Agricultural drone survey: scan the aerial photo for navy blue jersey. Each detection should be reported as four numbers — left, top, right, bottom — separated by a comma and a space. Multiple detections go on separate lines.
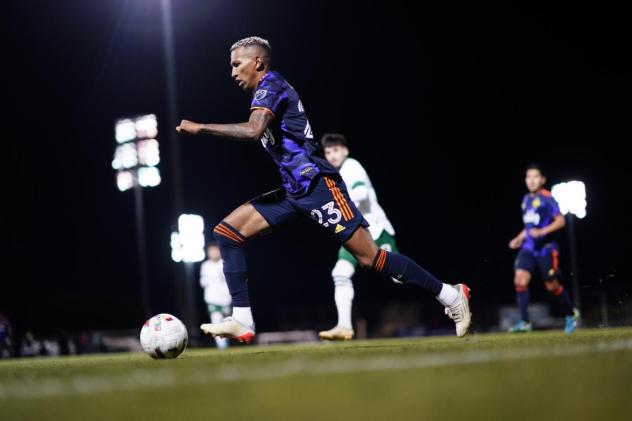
521, 189, 562, 251
250, 71, 337, 197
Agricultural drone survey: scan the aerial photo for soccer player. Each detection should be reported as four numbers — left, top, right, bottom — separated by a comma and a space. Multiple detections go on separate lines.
199, 243, 231, 349
176, 36, 471, 343
508, 164, 580, 333
318, 133, 398, 340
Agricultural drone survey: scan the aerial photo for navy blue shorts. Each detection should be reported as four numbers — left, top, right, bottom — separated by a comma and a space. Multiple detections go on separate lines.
250, 175, 369, 243
514, 243, 561, 281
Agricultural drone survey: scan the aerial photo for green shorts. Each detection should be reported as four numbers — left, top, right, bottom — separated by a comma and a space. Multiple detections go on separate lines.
338, 230, 398, 266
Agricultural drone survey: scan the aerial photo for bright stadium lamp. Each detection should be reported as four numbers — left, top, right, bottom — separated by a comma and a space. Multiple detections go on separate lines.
116, 170, 135, 192
138, 167, 161, 188
552, 180, 587, 312
170, 214, 206, 263
551, 181, 586, 219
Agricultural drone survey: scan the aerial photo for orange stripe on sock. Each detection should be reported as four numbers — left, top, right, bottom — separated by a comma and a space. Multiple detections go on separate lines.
376, 249, 387, 272
213, 226, 240, 244
218, 225, 245, 244
380, 250, 388, 271
214, 225, 244, 244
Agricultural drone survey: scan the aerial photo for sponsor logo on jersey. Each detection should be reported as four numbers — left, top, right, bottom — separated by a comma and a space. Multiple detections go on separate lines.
260, 128, 275, 147
300, 166, 313, 176
523, 208, 541, 225
532, 197, 541, 208
335, 224, 346, 234
254, 89, 267, 100
304, 120, 313, 139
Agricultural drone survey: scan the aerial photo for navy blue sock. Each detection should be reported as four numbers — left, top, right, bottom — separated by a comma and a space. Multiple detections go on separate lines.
516, 287, 530, 322
553, 285, 574, 316
213, 222, 250, 307
372, 249, 443, 296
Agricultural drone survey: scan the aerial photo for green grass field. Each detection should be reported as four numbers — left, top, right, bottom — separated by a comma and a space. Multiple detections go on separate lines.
2, 327, 632, 421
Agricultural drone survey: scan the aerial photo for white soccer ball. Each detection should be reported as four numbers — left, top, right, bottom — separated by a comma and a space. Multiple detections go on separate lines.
140, 313, 188, 359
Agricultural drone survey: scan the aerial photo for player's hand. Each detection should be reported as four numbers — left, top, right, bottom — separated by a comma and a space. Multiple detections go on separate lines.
508, 237, 523, 249
176, 119, 202, 135
528, 228, 545, 238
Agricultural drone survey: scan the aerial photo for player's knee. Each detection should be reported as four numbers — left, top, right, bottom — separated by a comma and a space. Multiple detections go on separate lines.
213, 221, 246, 246
356, 254, 374, 270
332, 259, 355, 285
514, 272, 530, 288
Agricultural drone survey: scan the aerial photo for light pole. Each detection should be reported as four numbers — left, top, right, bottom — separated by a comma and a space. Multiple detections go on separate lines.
551, 181, 587, 313
113, 114, 161, 318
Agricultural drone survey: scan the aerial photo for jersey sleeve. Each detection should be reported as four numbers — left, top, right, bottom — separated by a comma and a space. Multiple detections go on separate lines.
250, 78, 286, 116
547, 196, 562, 218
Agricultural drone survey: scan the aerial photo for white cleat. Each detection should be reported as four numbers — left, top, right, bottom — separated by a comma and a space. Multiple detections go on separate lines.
444, 284, 472, 337
318, 326, 355, 340
200, 317, 255, 344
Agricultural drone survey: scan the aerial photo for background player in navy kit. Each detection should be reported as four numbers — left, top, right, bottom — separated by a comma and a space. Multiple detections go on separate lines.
508, 164, 580, 333
176, 36, 472, 342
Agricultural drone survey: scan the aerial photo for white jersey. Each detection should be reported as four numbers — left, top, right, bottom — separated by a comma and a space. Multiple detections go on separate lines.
199, 259, 231, 306
339, 157, 395, 240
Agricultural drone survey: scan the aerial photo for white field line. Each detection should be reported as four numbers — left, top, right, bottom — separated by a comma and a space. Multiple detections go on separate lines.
1, 338, 631, 400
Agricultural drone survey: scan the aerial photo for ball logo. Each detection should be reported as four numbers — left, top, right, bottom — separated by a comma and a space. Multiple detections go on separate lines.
254, 89, 267, 101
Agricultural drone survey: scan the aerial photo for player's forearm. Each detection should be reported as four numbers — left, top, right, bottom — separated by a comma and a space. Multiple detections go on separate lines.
542, 215, 566, 235
199, 123, 260, 142
515, 229, 526, 240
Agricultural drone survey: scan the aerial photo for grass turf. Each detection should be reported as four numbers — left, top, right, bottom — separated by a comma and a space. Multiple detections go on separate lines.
1, 327, 632, 421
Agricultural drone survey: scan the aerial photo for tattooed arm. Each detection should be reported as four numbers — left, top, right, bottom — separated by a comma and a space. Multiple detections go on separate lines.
176, 108, 274, 142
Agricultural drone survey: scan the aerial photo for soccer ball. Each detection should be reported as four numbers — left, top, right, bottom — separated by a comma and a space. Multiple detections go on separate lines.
140, 313, 188, 359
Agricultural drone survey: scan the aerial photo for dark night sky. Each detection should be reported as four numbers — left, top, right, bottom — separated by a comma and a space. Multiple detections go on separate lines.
5, 0, 631, 335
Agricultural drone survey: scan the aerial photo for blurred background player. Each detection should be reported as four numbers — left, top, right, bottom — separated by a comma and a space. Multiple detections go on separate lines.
508, 164, 580, 333
199, 243, 231, 349
318, 133, 398, 340
177, 36, 472, 343
0, 312, 15, 358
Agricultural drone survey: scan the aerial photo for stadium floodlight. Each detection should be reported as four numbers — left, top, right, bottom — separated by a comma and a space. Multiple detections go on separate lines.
551, 181, 587, 219
112, 114, 161, 190
170, 214, 206, 263
115, 119, 136, 144
551, 180, 587, 312
135, 114, 158, 139
116, 170, 135, 192
137, 139, 160, 166
112, 143, 138, 172
113, 114, 161, 318
138, 167, 161, 188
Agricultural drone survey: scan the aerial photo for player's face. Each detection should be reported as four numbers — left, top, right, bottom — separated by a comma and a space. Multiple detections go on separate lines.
230, 47, 262, 92
525, 169, 546, 193
207, 246, 221, 261
324, 145, 349, 168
